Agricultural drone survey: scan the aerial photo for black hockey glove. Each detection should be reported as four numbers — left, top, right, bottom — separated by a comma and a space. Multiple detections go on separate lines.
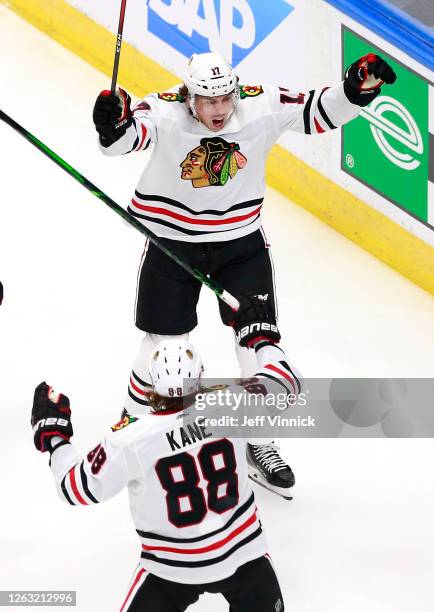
93, 88, 133, 147
31, 382, 73, 453
344, 53, 396, 107
231, 295, 281, 348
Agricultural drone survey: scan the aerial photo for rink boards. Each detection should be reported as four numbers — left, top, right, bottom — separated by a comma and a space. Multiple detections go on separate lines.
3, 0, 434, 294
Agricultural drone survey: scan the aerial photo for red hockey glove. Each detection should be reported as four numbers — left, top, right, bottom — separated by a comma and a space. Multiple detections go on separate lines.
231, 295, 281, 348
344, 53, 396, 107
31, 382, 73, 453
93, 88, 133, 146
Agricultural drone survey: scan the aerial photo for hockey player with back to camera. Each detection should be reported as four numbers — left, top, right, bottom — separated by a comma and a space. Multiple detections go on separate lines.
31, 297, 301, 611
92, 50, 396, 497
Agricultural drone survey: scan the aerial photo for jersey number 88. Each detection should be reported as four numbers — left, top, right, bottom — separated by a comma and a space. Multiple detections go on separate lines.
155, 439, 239, 528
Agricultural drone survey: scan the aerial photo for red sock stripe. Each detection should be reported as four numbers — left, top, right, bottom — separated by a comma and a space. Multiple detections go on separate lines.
264, 363, 296, 394
68, 466, 88, 505
120, 568, 147, 612
141, 510, 257, 555
131, 199, 261, 226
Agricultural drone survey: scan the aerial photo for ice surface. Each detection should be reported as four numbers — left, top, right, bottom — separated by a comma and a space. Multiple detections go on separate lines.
1, 6, 434, 611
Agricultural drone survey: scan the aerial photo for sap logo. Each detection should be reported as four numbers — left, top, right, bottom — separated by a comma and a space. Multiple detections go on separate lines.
147, 0, 294, 67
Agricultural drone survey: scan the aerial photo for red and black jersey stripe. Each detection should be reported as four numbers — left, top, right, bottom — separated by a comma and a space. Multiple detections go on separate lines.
137, 492, 262, 568
60, 461, 99, 506
303, 90, 315, 134
303, 89, 337, 135
255, 350, 301, 396
127, 208, 261, 236
317, 87, 337, 130
124, 119, 151, 154
128, 370, 151, 407
128, 194, 264, 237
133, 193, 264, 216
140, 526, 263, 568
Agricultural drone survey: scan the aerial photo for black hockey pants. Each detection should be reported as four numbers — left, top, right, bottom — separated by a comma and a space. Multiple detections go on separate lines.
121, 555, 284, 611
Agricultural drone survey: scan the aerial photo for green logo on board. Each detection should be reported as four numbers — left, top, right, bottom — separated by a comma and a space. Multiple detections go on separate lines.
342, 27, 430, 224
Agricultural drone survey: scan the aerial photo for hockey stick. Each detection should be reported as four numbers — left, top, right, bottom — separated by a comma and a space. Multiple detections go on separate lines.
111, 0, 128, 93
0, 109, 240, 311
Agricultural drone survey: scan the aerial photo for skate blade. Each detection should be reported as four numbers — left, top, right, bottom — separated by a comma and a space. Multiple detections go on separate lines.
248, 473, 294, 501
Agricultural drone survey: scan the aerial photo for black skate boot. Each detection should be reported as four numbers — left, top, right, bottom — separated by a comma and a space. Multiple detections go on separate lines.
247, 442, 295, 500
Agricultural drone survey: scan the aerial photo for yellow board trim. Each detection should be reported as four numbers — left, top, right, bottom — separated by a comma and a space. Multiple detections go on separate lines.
3, 0, 434, 294
267, 146, 434, 294
3, 0, 177, 93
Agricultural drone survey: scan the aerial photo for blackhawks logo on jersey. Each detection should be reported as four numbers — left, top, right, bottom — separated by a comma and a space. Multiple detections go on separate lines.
239, 85, 264, 99
180, 137, 247, 188
158, 92, 186, 103
111, 415, 138, 432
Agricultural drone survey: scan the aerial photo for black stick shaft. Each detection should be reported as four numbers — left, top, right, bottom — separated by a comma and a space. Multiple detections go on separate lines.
0, 108, 239, 310
111, 0, 128, 93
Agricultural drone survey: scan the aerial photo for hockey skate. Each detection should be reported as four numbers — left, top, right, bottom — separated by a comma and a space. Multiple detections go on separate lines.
247, 443, 295, 500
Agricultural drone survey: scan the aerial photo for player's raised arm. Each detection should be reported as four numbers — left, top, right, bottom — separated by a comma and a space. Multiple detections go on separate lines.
31, 382, 132, 506
92, 88, 156, 156
272, 53, 396, 136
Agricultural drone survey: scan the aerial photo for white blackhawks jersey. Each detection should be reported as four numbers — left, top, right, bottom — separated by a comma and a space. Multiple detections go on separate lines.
100, 83, 360, 242
49, 344, 300, 584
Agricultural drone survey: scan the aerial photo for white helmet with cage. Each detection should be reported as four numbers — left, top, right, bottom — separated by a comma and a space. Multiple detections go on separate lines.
183, 51, 239, 118
149, 338, 204, 398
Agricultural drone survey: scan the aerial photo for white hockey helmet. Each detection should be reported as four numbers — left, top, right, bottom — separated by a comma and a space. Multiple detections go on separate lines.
149, 339, 204, 398
183, 51, 238, 97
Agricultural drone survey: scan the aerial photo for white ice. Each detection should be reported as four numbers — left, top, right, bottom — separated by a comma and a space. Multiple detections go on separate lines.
1, 6, 434, 612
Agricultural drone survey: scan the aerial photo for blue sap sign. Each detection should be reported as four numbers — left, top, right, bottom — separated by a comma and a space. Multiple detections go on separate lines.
147, 0, 294, 67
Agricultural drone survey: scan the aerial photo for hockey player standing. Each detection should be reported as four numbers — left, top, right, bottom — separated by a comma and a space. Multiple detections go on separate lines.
31, 299, 301, 610
92, 51, 396, 495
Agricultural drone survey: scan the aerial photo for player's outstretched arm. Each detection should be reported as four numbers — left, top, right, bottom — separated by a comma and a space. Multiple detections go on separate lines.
92, 88, 155, 156
272, 53, 396, 136
31, 383, 130, 506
